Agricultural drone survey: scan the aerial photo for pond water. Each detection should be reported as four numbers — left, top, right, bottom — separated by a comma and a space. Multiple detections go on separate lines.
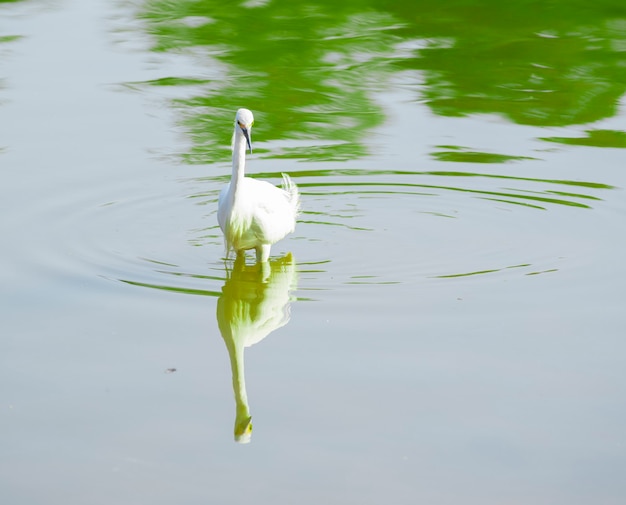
2, 0, 626, 503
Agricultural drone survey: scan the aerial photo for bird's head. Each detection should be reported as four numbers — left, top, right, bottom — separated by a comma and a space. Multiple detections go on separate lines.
235, 108, 254, 153
234, 415, 253, 444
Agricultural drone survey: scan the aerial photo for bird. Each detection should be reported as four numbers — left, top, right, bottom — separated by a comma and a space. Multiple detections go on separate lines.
217, 108, 300, 263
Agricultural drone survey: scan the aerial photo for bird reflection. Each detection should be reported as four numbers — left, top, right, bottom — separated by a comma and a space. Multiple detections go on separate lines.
216, 253, 297, 443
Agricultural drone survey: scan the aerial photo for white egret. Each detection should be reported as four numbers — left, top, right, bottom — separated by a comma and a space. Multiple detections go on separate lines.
217, 108, 300, 263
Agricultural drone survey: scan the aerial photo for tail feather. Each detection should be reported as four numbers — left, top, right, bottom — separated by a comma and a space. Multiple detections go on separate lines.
281, 173, 301, 217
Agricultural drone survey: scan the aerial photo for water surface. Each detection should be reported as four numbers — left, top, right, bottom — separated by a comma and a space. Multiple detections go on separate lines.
2, 0, 626, 504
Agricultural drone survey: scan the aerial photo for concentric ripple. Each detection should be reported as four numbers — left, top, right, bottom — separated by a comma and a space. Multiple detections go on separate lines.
6, 146, 615, 306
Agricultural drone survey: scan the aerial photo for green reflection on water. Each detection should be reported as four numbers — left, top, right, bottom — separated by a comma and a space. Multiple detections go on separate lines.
541, 129, 626, 148
393, 0, 626, 126
434, 263, 564, 279
300, 180, 595, 209
432, 147, 538, 163
119, 279, 222, 297
435, 263, 532, 279
140, 1, 396, 162
0, 35, 21, 43
292, 168, 612, 209
140, 0, 626, 163
0, 0, 24, 41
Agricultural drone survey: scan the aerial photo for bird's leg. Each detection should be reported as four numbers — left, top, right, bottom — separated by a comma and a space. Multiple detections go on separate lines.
235, 249, 247, 264
255, 244, 271, 263
233, 252, 246, 271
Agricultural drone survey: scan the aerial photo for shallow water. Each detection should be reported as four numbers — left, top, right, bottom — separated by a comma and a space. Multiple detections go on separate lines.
2, 0, 626, 503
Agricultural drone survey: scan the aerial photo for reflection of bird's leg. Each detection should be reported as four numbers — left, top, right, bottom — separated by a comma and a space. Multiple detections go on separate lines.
258, 260, 270, 283
235, 249, 247, 266
233, 252, 246, 272
255, 244, 271, 264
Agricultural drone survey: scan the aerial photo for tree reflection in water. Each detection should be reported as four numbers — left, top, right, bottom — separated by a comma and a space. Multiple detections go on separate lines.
139, 0, 626, 164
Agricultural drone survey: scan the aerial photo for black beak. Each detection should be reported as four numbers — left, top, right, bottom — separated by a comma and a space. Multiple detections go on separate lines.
241, 127, 252, 154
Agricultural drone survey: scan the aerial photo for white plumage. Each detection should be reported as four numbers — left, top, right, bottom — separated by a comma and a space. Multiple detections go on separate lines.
217, 108, 300, 263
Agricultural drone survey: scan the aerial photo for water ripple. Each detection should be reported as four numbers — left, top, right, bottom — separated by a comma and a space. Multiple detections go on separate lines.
8, 155, 616, 303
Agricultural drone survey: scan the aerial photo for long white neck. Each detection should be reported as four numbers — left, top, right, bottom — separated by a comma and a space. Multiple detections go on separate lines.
231, 126, 247, 192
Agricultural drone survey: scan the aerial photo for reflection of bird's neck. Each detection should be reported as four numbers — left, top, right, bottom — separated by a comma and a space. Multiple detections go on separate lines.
231, 128, 247, 192
221, 320, 252, 443
231, 340, 250, 416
